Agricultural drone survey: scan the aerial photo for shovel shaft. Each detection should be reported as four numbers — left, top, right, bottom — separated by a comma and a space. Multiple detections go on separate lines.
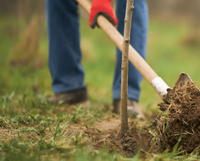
76, 0, 169, 98
77, 0, 157, 83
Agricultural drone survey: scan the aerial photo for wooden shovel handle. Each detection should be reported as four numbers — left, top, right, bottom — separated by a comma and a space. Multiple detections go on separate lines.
76, 0, 158, 83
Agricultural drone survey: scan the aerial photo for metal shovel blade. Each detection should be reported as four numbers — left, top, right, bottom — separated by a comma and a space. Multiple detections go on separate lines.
175, 73, 200, 93
176, 73, 194, 85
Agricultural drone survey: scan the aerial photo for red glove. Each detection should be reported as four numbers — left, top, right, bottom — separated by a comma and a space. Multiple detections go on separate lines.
89, 0, 118, 28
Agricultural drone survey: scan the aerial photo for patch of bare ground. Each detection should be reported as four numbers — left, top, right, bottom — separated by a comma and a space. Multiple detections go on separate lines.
83, 116, 158, 158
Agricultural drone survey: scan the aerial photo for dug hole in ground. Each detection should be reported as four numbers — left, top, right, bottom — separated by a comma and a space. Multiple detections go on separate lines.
67, 79, 200, 158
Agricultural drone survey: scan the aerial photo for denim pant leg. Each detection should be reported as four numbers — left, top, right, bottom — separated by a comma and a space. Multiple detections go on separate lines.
113, 0, 148, 101
46, 0, 85, 93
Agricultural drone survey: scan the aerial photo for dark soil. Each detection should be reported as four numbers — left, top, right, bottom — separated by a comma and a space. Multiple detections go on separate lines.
121, 130, 137, 157
157, 80, 200, 153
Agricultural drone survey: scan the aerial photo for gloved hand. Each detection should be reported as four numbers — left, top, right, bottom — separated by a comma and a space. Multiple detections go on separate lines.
89, 0, 118, 28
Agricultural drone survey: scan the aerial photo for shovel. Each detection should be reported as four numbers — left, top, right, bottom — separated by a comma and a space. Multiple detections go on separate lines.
76, 0, 196, 115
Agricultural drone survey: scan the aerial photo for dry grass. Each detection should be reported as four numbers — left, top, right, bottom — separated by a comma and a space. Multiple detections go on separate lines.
8, 15, 44, 68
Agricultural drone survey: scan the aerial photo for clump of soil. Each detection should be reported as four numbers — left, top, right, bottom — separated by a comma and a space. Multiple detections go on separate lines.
157, 80, 200, 153
121, 130, 137, 157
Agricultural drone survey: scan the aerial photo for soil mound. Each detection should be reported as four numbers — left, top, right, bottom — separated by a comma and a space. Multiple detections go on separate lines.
157, 80, 200, 153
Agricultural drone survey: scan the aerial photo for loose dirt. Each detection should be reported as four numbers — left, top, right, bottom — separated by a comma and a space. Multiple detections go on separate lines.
84, 116, 157, 158
81, 80, 200, 156
2, 81, 200, 157
157, 80, 200, 153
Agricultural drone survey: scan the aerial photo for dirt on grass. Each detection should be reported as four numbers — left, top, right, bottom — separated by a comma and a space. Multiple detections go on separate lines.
83, 116, 158, 158
4, 79, 200, 158
80, 79, 200, 157
157, 80, 200, 154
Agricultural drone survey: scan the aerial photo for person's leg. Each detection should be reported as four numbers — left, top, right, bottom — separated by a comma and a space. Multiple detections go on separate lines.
46, 0, 85, 94
113, 0, 148, 101
46, 0, 87, 104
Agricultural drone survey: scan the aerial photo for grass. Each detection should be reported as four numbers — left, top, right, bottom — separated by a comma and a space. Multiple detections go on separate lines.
0, 14, 200, 160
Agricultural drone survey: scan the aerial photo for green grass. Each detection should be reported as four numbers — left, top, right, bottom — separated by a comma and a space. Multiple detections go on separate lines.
0, 15, 200, 160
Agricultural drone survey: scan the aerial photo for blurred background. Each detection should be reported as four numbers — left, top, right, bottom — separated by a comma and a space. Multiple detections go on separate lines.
0, 0, 200, 112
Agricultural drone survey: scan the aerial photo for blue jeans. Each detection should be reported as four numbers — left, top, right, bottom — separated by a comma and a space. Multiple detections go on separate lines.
46, 0, 148, 102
